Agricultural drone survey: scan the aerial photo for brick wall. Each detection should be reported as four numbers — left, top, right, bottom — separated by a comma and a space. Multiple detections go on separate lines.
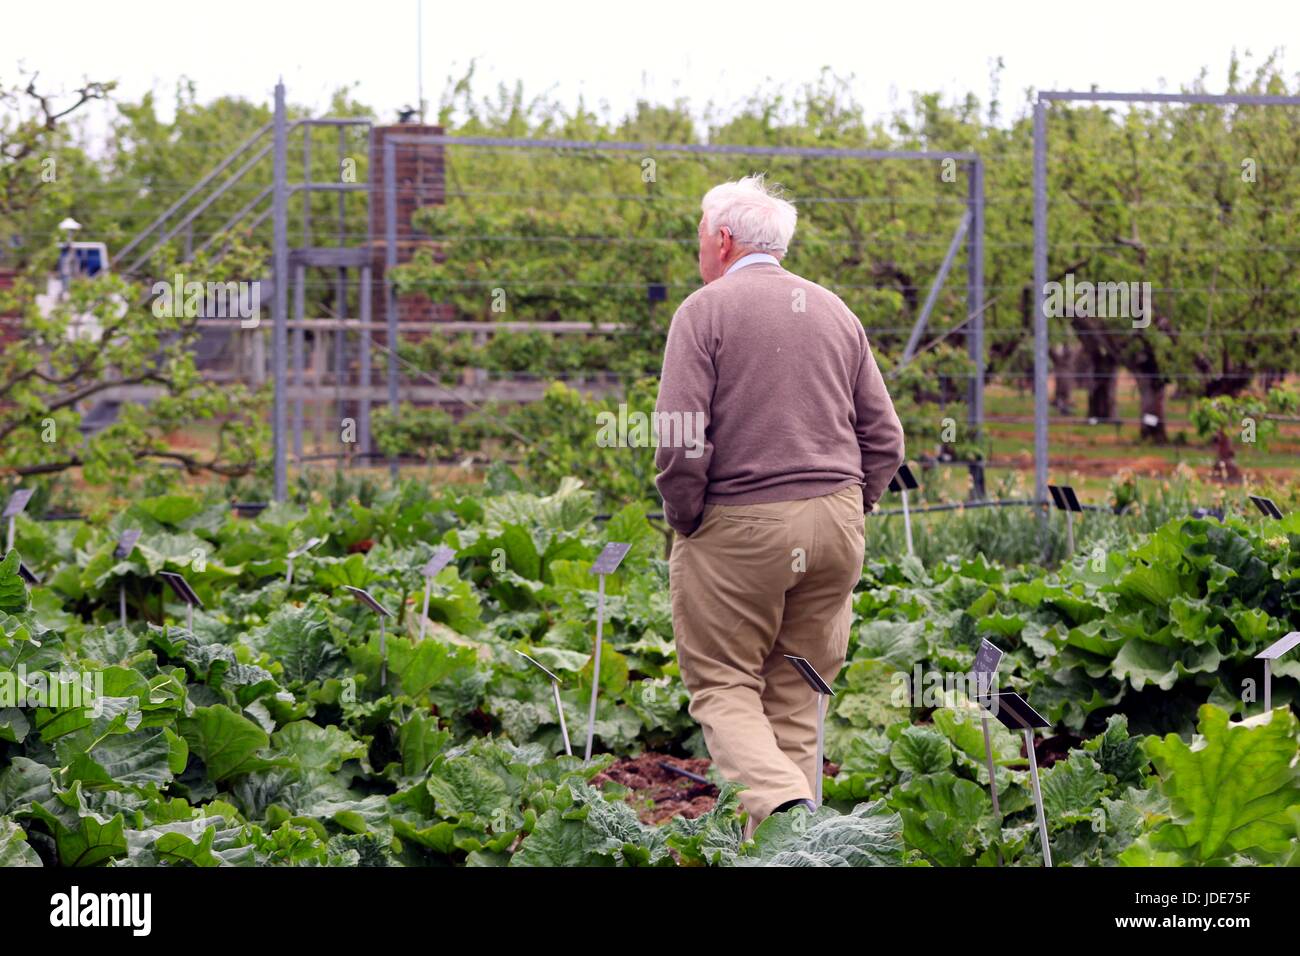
368, 124, 452, 343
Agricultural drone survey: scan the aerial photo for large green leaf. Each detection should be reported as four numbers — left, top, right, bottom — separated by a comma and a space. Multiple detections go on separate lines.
1141, 705, 1300, 862
59, 728, 175, 790
178, 705, 272, 781
890, 726, 952, 774
893, 772, 992, 866
1040, 751, 1109, 823
742, 799, 905, 866
0, 550, 28, 614
0, 817, 41, 866
272, 721, 367, 773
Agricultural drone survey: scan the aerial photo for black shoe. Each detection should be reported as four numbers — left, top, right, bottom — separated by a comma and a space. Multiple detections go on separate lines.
772, 797, 816, 815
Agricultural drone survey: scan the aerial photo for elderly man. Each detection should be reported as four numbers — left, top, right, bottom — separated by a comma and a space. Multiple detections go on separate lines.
654, 173, 905, 840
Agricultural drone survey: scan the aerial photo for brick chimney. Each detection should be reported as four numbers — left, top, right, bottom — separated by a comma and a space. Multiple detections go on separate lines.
369, 123, 452, 344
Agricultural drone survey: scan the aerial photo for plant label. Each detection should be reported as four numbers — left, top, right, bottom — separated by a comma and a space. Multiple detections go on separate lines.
1256, 631, 1300, 661
888, 464, 919, 492
975, 691, 1049, 730
344, 585, 391, 617
971, 639, 1003, 695
115, 529, 142, 560
422, 545, 456, 578
784, 654, 835, 695
590, 542, 631, 576
3, 489, 33, 519
288, 536, 325, 560
1249, 495, 1283, 519
515, 649, 561, 683
159, 571, 202, 607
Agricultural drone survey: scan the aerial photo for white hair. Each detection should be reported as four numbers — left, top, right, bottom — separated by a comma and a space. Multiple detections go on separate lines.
700, 173, 797, 256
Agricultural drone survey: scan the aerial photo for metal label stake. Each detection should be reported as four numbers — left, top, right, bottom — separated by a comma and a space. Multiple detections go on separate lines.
976, 691, 1053, 867
889, 465, 920, 557
969, 638, 1005, 864
585, 542, 631, 761
1048, 484, 1083, 556
344, 585, 393, 688
784, 654, 835, 806
115, 529, 142, 629
418, 545, 457, 641
159, 571, 203, 636
516, 650, 572, 756
4, 489, 33, 554
285, 536, 325, 586
1255, 631, 1300, 713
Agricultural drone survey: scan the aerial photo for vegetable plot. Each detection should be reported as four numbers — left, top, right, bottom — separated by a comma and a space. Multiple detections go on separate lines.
0, 478, 1297, 866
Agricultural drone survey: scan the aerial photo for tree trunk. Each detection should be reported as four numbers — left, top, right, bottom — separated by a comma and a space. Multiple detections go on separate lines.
1085, 354, 1118, 420
1212, 428, 1242, 483
1135, 373, 1168, 443
1051, 344, 1075, 414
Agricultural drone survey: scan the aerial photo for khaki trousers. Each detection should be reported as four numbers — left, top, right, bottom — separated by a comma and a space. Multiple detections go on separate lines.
669, 484, 866, 840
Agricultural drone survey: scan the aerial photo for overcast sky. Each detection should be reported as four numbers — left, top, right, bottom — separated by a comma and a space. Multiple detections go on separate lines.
3, 0, 1297, 140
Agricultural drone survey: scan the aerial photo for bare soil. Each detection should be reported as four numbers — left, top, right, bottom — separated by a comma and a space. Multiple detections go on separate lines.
591, 752, 841, 824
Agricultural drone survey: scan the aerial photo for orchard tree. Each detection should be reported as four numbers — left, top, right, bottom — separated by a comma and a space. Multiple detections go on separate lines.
1191, 385, 1300, 481
0, 73, 268, 493
0, 244, 269, 489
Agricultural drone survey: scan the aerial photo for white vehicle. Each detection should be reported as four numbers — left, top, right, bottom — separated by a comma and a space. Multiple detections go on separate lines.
33, 240, 126, 341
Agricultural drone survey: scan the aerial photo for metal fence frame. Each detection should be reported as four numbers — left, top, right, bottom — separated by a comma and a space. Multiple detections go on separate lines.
320, 132, 990, 497
1031, 89, 1300, 545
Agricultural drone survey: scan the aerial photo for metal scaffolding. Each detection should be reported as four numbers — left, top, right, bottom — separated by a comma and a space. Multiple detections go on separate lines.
367, 131, 988, 499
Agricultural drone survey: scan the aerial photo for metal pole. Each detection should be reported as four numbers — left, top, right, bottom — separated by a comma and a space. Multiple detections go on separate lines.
186, 602, 194, 637
1264, 659, 1272, 712
359, 265, 372, 459
814, 693, 827, 806
336, 126, 348, 457
981, 717, 1002, 865
967, 158, 986, 500
585, 573, 606, 761
1024, 727, 1052, 867
1032, 97, 1050, 551
299, 124, 311, 462
5, 516, 12, 552
419, 575, 432, 640
902, 489, 914, 556
552, 681, 573, 757
272, 81, 289, 502
417, 0, 425, 122
285, 558, 294, 587
901, 210, 970, 365
383, 139, 399, 480
379, 616, 387, 688
1065, 509, 1075, 557
119, 582, 126, 628
303, 121, 312, 244
293, 263, 306, 460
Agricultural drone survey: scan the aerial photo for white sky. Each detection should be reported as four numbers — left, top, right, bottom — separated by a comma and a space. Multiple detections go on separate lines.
2, 0, 1296, 141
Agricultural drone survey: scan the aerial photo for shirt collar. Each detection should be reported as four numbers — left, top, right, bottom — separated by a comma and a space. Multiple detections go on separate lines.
724, 252, 781, 275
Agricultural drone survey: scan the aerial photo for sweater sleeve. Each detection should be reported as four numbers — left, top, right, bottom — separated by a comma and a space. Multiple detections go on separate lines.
852, 335, 906, 512
653, 301, 715, 536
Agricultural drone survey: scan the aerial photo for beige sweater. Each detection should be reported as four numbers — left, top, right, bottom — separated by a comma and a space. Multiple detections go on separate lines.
653, 261, 905, 536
